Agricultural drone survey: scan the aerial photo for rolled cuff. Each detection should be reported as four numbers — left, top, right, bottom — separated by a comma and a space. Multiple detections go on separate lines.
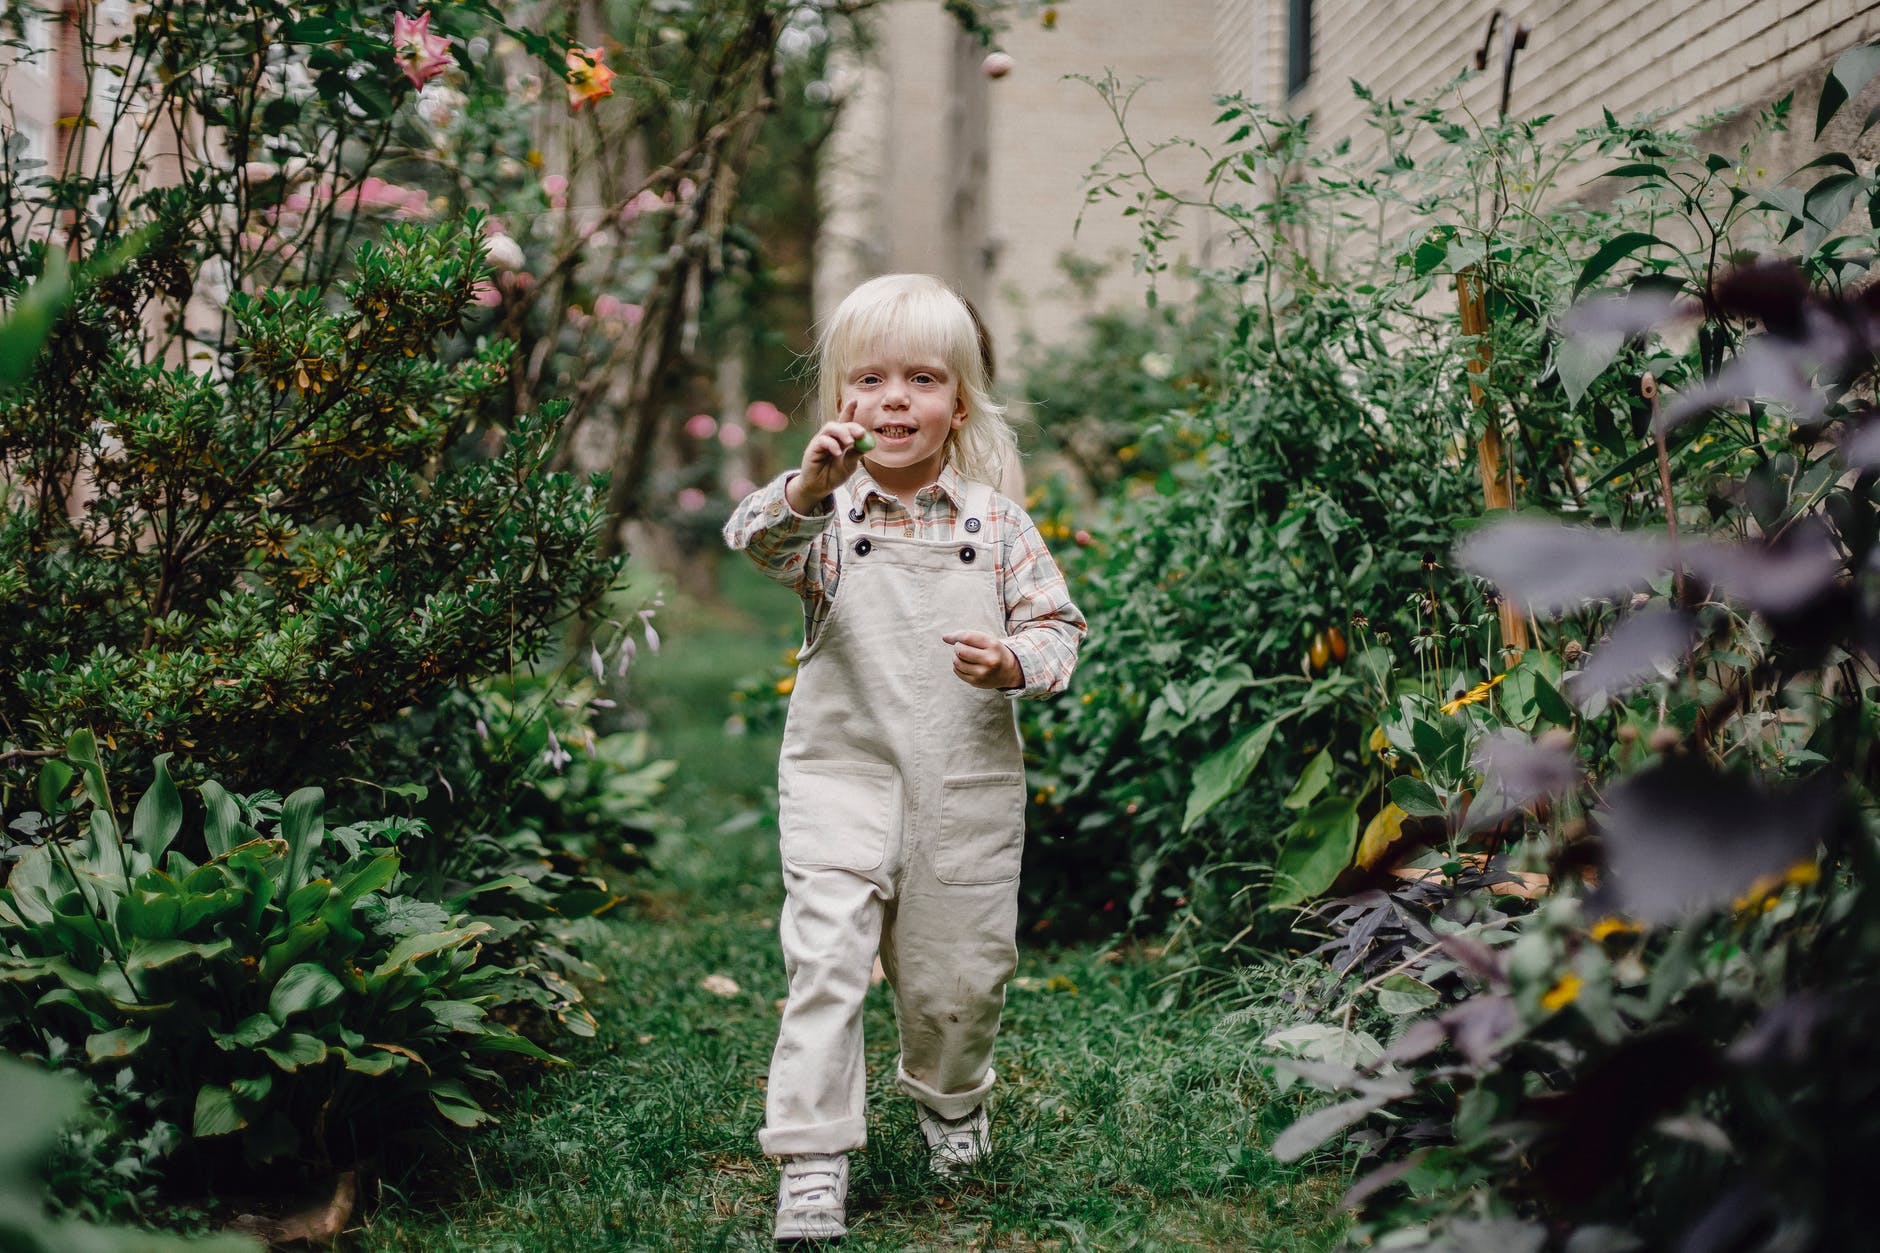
896, 1057, 995, 1120
759, 1113, 867, 1157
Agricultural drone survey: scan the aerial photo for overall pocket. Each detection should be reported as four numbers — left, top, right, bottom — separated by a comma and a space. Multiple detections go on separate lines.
778, 760, 899, 872
933, 771, 1026, 886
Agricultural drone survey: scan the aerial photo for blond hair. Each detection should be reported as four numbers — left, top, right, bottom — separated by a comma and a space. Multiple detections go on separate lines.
814, 274, 1019, 488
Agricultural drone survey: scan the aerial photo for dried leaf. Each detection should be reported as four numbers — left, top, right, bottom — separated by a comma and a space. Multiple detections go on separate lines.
699, 973, 741, 997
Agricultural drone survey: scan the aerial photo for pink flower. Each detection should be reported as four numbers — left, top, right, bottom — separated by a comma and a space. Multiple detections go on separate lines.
676, 488, 708, 512
717, 422, 747, 449
542, 173, 568, 209
393, 12, 452, 89
728, 476, 757, 501
746, 400, 788, 432
566, 46, 616, 110
683, 413, 718, 440
470, 279, 502, 307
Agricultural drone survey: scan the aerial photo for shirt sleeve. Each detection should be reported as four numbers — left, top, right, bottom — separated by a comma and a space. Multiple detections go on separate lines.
997, 507, 1087, 700
723, 471, 836, 596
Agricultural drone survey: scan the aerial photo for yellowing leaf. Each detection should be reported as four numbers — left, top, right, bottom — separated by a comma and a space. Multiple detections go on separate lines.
1355, 802, 1408, 870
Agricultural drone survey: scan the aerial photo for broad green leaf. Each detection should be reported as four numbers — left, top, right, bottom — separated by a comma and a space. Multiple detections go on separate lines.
1282, 749, 1334, 811
333, 1046, 401, 1076
200, 780, 242, 858
194, 1083, 248, 1137
1574, 232, 1666, 296
469, 1030, 565, 1064
370, 924, 492, 983
279, 786, 326, 891
116, 884, 183, 941
329, 850, 398, 906
1817, 41, 1880, 137
213, 1012, 281, 1050
36, 759, 74, 814
129, 753, 182, 862
285, 879, 333, 925
268, 962, 344, 1022
85, 1024, 151, 1063
427, 999, 489, 1032
259, 920, 330, 984
1556, 327, 1622, 409
1388, 776, 1446, 819
1182, 718, 1281, 832
65, 728, 110, 812
429, 1079, 492, 1128
1271, 796, 1360, 908
126, 937, 232, 972
1376, 974, 1440, 1015
261, 1033, 329, 1072
1598, 161, 1670, 181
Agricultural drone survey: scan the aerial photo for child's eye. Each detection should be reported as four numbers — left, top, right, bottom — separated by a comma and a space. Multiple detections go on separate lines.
913, 373, 936, 385
857, 373, 881, 385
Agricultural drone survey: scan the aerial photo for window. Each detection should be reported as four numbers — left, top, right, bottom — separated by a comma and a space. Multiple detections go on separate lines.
1286, 0, 1313, 96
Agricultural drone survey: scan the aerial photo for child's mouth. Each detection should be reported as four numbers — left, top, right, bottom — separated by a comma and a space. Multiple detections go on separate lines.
874, 425, 915, 441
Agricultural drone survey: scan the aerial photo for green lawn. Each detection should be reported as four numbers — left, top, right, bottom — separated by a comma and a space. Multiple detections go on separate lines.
352, 558, 1348, 1251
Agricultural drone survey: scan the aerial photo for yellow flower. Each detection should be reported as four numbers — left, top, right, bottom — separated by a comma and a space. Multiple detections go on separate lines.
1589, 917, 1641, 942
1440, 672, 1505, 715
1540, 971, 1583, 1012
1731, 859, 1819, 913
774, 675, 795, 696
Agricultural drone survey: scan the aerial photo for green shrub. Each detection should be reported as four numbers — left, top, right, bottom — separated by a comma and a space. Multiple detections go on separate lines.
1, 735, 561, 1170
0, 218, 617, 794
0, 1055, 257, 1252
1018, 77, 1764, 939
1258, 44, 1880, 1248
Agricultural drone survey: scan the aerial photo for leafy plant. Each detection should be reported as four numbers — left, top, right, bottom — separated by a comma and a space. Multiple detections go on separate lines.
0, 1055, 257, 1252
1259, 41, 1880, 1248
1, 735, 563, 1172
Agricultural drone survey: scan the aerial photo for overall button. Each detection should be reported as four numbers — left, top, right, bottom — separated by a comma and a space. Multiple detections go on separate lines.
848, 507, 865, 522
964, 517, 982, 533
853, 537, 872, 557
959, 546, 976, 564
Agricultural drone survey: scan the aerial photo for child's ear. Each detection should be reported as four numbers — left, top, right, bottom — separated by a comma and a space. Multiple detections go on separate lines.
951, 390, 968, 428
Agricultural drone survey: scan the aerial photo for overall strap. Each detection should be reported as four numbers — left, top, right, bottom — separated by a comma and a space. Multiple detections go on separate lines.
956, 479, 996, 546
831, 482, 860, 537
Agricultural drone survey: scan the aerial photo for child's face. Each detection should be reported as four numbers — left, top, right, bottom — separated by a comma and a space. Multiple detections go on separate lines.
840, 347, 967, 482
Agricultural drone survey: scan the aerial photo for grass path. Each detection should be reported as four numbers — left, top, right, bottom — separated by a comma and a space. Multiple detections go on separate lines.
352, 562, 1347, 1251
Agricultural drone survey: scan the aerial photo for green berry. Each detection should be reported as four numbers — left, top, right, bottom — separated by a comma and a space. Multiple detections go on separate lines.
855, 433, 876, 453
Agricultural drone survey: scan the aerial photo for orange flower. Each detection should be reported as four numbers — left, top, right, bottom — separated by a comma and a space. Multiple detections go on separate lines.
565, 46, 615, 110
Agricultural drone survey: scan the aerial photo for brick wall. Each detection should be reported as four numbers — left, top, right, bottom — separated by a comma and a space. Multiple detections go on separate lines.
1265, 0, 1880, 157
821, 0, 1880, 350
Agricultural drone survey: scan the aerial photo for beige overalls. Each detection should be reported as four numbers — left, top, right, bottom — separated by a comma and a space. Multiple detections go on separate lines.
759, 478, 1026, 1157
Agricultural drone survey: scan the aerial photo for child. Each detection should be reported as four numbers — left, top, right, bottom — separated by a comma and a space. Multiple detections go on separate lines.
724, 273, 1086, 1242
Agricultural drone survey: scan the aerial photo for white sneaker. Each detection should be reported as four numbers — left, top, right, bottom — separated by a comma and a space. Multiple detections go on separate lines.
917, 1103, 989, 1175
773, 1152, 848, 1242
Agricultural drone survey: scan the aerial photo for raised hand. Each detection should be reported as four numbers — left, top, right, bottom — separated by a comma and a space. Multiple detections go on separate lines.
941, 629, 1022, 691
786, 400, 871, 514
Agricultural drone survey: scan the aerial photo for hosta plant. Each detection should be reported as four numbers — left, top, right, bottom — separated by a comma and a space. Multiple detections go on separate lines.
0, 734, 561, 1171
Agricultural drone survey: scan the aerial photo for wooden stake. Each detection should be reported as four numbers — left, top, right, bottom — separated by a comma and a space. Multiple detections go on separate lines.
1458, 263, 1529, 654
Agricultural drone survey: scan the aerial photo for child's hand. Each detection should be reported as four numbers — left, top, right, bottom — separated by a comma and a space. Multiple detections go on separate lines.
942, 630, 1022, 691
786, 401, 870, 513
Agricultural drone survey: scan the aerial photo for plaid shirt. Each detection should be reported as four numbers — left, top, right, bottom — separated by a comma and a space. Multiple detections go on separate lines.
724, 462, 1085, 699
